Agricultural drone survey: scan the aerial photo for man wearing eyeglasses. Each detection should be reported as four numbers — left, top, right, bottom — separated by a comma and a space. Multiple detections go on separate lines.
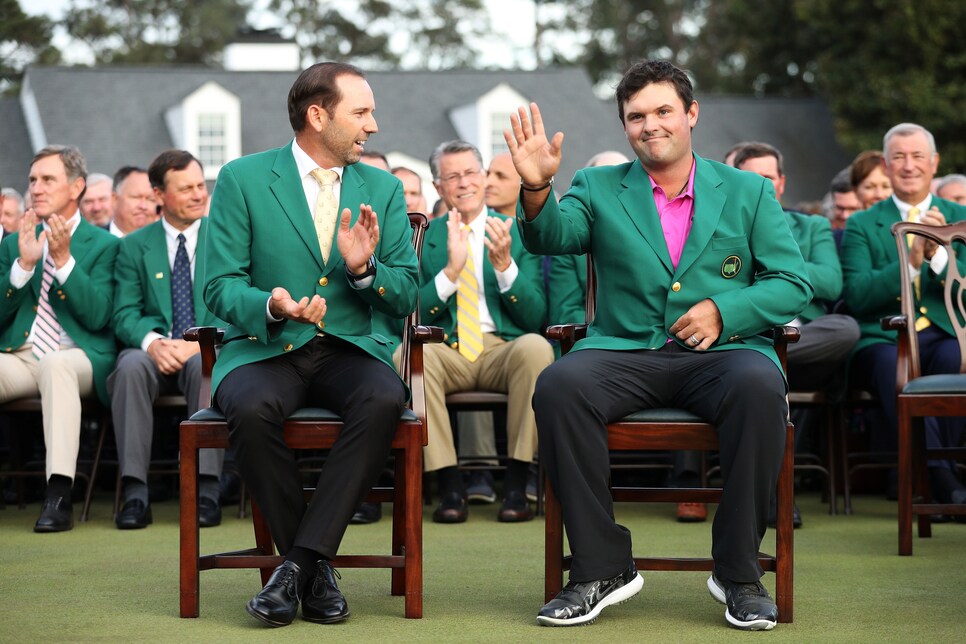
413, 140, 553, 524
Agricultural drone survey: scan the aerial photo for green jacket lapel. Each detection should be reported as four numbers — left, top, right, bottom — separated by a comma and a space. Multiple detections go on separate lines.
269, 142, 325, 272
675, 155, 725, 278
617, 162, 674, 274
142, 223, 172, 323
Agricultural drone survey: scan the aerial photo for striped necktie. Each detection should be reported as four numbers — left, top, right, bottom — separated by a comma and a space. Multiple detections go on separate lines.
310, 168, 339, 263
456, 225, 483, 362
31, 254, 62, 359
907, 208, 931, 332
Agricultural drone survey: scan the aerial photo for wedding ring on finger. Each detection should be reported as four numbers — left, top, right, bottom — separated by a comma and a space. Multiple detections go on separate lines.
689, 334, 699, 346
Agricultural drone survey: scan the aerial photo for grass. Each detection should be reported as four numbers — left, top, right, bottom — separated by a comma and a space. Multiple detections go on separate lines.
2, 491, 965, 642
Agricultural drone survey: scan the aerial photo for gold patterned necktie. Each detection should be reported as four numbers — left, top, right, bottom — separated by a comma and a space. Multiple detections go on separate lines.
310, 168, 339, 263
456, 225, 483, 362
907, 207, 931, 332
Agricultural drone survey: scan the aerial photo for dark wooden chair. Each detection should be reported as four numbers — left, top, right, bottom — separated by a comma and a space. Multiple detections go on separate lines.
179, 212, 441, 619
0, 396, 109, 522
888, 220, 966, 555
543, 255, 796, 623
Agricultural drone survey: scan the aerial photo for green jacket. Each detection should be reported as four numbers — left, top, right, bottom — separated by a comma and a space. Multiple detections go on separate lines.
784, 210, 841, 322
112, 217, 225, 348
517, 155, 812, 374
204, 142, 419, 395
418, 210, 547, 345
0, 219, 120, 404
548, 253, 588, 327
841, 196, 966, 355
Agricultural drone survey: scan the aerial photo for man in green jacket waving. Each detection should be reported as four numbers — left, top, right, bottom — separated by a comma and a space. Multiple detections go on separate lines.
508, 60, 811, 630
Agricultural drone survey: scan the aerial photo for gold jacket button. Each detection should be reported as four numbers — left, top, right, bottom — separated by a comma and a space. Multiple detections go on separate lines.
671, 282, 681, 292
443, 333, 449, 341
509, 295, 518, 303
60, 294, 66, 300
378, 286, 386, 296
247, 335, 257, 341
729, 334, 740, 341
450, 341, 458, 350
319, 277, 328, 287
284, 343, 293, 351
317, 321, 325, 330
920, 306, 928, 315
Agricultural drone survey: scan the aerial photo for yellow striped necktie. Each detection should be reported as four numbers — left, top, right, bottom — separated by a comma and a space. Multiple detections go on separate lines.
310, 168, 339, 263
456, 225, 483, 362
907, 207, 931, 332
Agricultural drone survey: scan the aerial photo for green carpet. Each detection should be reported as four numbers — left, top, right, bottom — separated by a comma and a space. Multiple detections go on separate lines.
2, 492, 965, 642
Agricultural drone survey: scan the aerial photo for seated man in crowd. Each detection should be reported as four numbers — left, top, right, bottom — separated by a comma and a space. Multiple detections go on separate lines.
734, 141, 860, 526
108, 149, 225, 530
842, 122, 966, 506
79, 172, 113, 228
2, 187, 25, 242
508, 60, 811, 629
106, 166, 158, 238
0, 145, 119, 532
413, 139, 553, 524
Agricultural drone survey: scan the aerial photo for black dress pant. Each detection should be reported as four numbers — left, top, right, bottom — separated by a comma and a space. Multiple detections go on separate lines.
533, 344, 787, 584
215, 335, 405, 558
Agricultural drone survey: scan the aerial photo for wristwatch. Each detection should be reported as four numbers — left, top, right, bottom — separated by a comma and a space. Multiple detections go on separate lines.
346, 256, 376, 282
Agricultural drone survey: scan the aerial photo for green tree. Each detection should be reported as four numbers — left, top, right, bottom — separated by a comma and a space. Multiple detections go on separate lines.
798, 0, 966, 171
269, 0, 490, 70
0, 0, 60, 92
63, 0, 253, 65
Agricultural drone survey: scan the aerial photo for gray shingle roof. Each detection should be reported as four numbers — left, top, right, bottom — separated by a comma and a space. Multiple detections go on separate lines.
3, 66, 849, 205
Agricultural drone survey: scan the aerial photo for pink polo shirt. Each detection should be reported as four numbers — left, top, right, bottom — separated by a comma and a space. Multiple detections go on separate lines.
649, 158, 696, 269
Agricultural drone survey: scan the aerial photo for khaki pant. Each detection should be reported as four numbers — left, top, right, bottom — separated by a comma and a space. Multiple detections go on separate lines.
0, 346, 94, 480
397, 332, 553, 471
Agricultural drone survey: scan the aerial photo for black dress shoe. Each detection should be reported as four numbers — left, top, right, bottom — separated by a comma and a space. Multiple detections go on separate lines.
432, 491, 468, 523
198, 497, 222, 528
537, 561, 643, 626
498, 490, 534, 522
34, 496, 73, 533
708, 574, 777, 630
246, 560, 303, 627
115, 499, 153, 530
349, 502, 382, 525
302, 560, 350, 623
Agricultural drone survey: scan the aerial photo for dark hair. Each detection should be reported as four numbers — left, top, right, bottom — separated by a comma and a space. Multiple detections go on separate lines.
361, 150, 390, 168
112, 165, 147, 193
31, 145, 88, 200
849, 150, 884, 189
287, 62, 366, 132
148, 150, 202, 190
829, 167, 853, 195
615, 60, 694, 124
733, 142, 784, 176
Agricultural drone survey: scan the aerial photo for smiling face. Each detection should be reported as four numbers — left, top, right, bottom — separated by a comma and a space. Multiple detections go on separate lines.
434, 150, 486, 222
112, 171, 157, 235
854, 164, 892, 210
28, 154, 84, 220
883, 130, 939, 204
315, 73, 378, 167
156, 160, 208, 230
622, 81, 698, 173
79, 179, 113, 226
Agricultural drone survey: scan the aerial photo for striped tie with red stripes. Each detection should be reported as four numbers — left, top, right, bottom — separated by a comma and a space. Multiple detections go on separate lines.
31, 254, 62, 359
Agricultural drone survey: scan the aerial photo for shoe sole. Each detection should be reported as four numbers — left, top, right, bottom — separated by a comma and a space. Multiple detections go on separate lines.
707, 576, 777, 631
245, 602, 294, 628
302, 610, 350, 624
33, 524, 73, 533
466, 494, 497, 504
536, 573, 644, 627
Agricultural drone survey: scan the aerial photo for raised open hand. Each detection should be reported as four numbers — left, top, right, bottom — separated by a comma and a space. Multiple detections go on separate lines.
503, 102, 564, 186
337, 204, 380, 274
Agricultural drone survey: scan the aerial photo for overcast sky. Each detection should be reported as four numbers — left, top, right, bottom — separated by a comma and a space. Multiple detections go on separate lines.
23, 0, 541, 68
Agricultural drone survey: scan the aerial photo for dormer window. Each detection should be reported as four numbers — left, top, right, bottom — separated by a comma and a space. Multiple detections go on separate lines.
165, 82, 241, 179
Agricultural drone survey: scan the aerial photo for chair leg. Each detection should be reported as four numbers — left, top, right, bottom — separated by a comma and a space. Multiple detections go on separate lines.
840, 406, 853, 515
775, 421, 795, 623
250, 500, 276, 586
391, 451, 405, 597
544, 480, 564, 603
80, 418, 109, 523
897, 400, 913, 556
825, 402, 838, 515
913, 418, 932, 539
179, 428, 200, 618
402, 427, 423, 618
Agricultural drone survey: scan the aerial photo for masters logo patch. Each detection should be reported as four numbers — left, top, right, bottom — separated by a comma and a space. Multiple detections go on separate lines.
721, 255, 741, 278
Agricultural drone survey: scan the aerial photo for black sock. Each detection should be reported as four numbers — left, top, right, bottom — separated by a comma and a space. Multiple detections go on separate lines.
46, 474, 72, 501
504, 459, 530, 494
436, 466, 463, 496
286, 546, 323, 581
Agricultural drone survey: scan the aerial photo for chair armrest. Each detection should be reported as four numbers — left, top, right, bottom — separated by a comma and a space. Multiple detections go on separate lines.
412, 325, 444, 344
182, 326, 223, 409
546, 323, 588, 355
881, 315, 907, 332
